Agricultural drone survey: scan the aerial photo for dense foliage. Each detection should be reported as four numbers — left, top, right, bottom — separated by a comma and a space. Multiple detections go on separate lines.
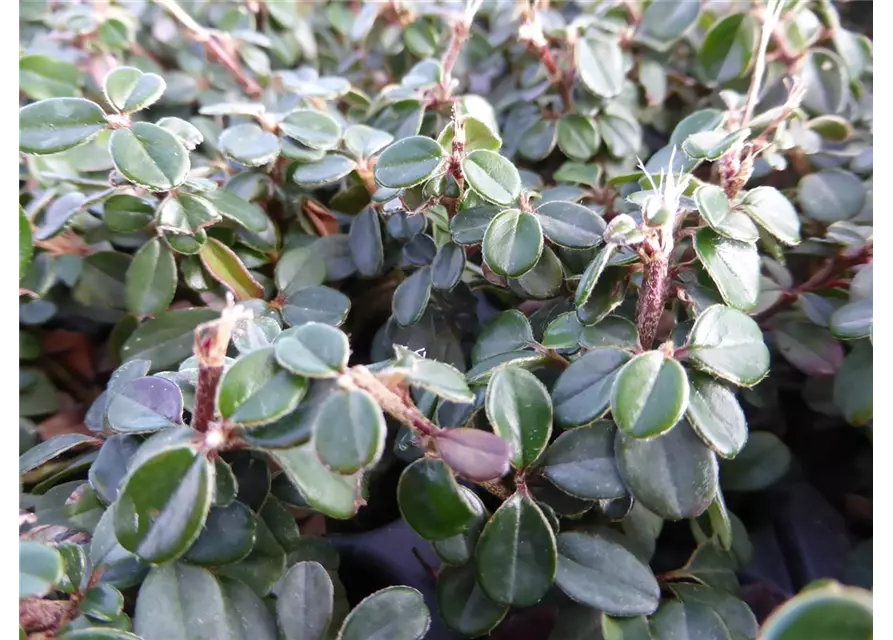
19, 1, 872, 638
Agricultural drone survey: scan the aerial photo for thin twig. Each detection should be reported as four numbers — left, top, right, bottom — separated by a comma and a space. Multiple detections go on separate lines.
153, 0, 263, 97
741, 0, 784, 129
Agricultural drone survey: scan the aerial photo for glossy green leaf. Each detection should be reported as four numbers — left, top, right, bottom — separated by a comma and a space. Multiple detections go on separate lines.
542, 312, 583, 350
203, 189, 268, 234
104, 67, 165, 113
437, 563, 508, 637
89, 435, 141, 504
834, 341, 872, 426
616, 420, 718, 520
106, 376, 183, 433
338, 586, 430, 640
541, 423, 627, 500
510, 246, 563, 299
740, 186, 802, 246
282, 286, 351, 327
574, 244, 617, 308
19, 207, 33, 280
275, 322, 348, 378
719, 431, 790, 492
472, 310, 534, 364
122, 308, 219, 372
19, 54, 81, 100
555, 531, 660, 616
650, 601, 732, 639
759, 583, 872, 640
536, 200, 606, 249
694, 228, 760, 311
280, 109, 341, 150
435, 427, 512, 482
580, 316, 638, 350
639, 0, 700, 50
314, 389, 385, 474
199, 237, 263, 301
217, 347, 308, 427
475, 491, 556, 607
124, 238, 176, 316
686, 305, 770, 387
111, 122, 189, 191
20, 433, 100, 475
232, 316, 281, 354
392, 267, 431, 326
157, 116, 203, 150
797, 169, 865, 223
698, 13, 758, 85
482, 208, 543, 277
576, 34, 624, 98
695, 184, 759, 243
801, 49, 850, 115
292, 154, 357, 187
450, 206, 499, 246
20, 98, 108, 155
375, 136, 445, 188
391, 345, 475, 403
183, 502, 257, 566
344, 124, 393, 158
611, 351, 689, 439
433, 488, 487, 565
115, 446, 213, 564
398, 458, 476, 540
20, 541, 63, 598
830, 300, 872, 340
462, 150, 521, 206
485, 368, 552, 469
271, 444, 360, 519
774, 321, 844, 376
158, 193, 220, 235
220, 123, 280, 167
276, 247, 327, 296
276, 561, 334, 640
518, 119, 557, 161
557, 114, 601, 162
670, 583, 758, 639
686, 373, 747, 459
552, 348, 632, 428
431, 242, 466, 291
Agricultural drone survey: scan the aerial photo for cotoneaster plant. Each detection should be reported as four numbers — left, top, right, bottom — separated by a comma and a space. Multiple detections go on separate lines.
19, 0, 872, 639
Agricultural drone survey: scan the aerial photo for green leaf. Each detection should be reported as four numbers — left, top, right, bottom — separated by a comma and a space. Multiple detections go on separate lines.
540, 423, 627, 500
203, 189, 268, 234
686, 373, 748, 459
19, 207, 32, 280
280, 109, 342, 150
719, 431, 790, 492
344, 124, 393, 158
282, 286, 351, 327
462, 150, 521, 206
125, 238, 176, 316
638, 0, 700, 50
450, 205, 499, 246
89, 435, 141, 504
694, 184, 759, 243
157, 117, 204, 150
438, 116, 501, 152
601, 613, 652, 640
183, 502, 257, 566
434, 428, 512, 482
314, 389, 385, 474
611, 351, 689, 439
106, 376, 183, 433
398, 458, 477, 540
110, 122, 190, 191
220, 123, 280, 167
217, 347, 308, 427
374, 136, 445, 188
232, 316, 281, 354
830, 300, 872, 340
348, 208, 384, 277
536, 201, 606, 249
650, 601, 733, 639
670, 583, 758, 639
276, 247, 327, 296
199, 237, 264, 301
292, 154, 357, 187
557, 114, 602, 162
686, 305, 769, 387
797, 169, 865, 223
20, 541, 63, 598
71, 251, 130, 310
698, 13, 758, 85
574, 244, 617, 308
277, 561, 334, 640
104, 67, 166, 113
271, 444, 360, 519
616, 420, 718, 520
510, 245, 563, 299
670, 109, 726, 146
834, 341, 872, 426
392, 267, 431, 326
433, 488, 487, 565
580, 316, 638, 350
682, 128, 750, 162
576, 34, 624, 98
474, 491, 556, 607
801, 49, 850, 115
20, 54, 81, 100
598, 106, 642, 158
552, 348, 632, 428
437, 563, 508, 637
555, 531, 660, 616
20, 98, 108, 155
694, 228, 760, 311
158, 193, 220, 235
115, 446, 213, 564
482, 208, 543, 277
122, 308, 219, 372
103, 194, 155, 233
774, 321, 844, 376
485, 368, 552, 470
518, 119, 557, 161
431, 242, 466, 291
542, 312, 583, 350
472, 310, 534, 364
20, 433, 100, 475
759, 583, 872, 640
740, 186, 802, 246
337, 586, 430, 640
275, 323, 348, 378
391, 345, 475, 403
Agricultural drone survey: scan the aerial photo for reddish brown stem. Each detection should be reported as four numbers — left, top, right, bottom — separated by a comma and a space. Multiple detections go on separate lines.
193, 365, 223, 433
636, 256, 670, 350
